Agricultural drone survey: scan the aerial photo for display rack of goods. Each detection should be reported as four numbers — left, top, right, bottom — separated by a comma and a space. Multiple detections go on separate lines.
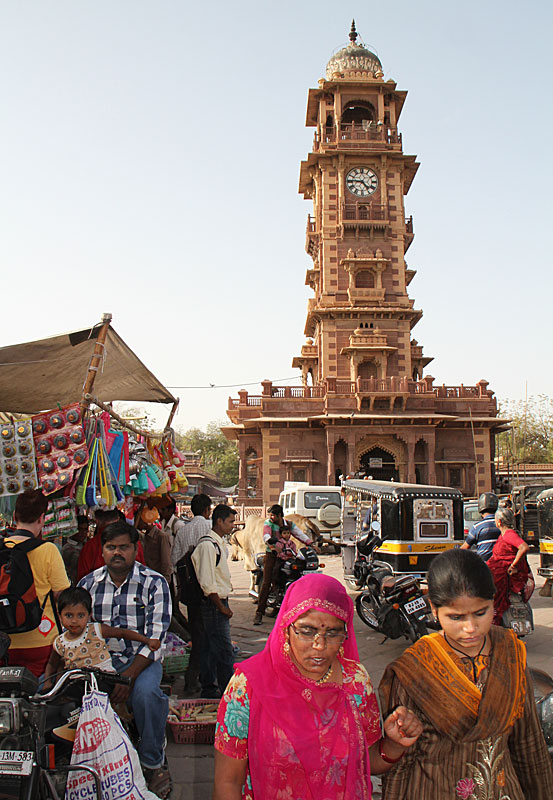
162, 633, 190, 675
0, 420, 38, 496
167, 699, 219, 744
42, 497, 78, 544
32, 404, 90, 495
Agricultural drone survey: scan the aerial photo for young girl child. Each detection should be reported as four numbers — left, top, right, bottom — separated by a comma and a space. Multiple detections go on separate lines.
44, 586, 160, 680
379, 548, 553, 799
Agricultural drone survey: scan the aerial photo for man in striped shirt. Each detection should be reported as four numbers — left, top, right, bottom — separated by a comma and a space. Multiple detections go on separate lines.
79, 520, 172, 797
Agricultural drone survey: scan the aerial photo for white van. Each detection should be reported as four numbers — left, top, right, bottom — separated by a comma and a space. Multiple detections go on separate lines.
278, 483, 342, 543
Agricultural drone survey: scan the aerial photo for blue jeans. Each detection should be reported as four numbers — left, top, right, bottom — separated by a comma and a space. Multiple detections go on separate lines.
199, 599, 234, 698
112, 655, 168, 770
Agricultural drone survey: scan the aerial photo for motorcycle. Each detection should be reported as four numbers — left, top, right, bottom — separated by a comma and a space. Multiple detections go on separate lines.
353, 522, 430, 643
249, 544, 321, 615
0, 633, 129, 800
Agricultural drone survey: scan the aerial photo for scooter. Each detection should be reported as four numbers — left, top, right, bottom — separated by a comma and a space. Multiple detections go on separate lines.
249, 545, 321, 615
354, 522, 430, 643
501, 575, 534, 638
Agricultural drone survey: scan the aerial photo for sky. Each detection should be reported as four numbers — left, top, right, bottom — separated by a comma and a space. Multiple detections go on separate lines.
1, 0, 552, 432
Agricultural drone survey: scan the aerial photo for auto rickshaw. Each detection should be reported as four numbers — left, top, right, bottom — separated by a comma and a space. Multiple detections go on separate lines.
340, 478, 464, 582
537, 488, 553, 581
512, 484, 553, 546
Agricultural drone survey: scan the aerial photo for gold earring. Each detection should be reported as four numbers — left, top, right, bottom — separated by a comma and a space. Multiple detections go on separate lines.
338, 645, 345, 657
283, 640, 290, 654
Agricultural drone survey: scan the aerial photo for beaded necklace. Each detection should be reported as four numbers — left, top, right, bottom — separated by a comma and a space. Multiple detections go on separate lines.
316, 664, 334, 684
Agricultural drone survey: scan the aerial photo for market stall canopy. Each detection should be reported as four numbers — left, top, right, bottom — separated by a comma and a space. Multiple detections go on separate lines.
0, 321, 176, 413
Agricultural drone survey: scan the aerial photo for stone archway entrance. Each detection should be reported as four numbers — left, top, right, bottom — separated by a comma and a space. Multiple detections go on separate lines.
360, 446, 399, 481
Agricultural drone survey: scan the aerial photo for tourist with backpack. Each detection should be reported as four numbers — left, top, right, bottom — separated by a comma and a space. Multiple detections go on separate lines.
1, 490, 70, 677
172, 493, 212, 695
191, 503, 236, 698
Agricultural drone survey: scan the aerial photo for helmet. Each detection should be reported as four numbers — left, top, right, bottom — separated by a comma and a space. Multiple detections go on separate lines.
478, 492, 498, 515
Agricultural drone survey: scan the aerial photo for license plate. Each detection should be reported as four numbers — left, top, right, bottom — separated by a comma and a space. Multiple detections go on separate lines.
511, 620, 533, 636
0, 751, 33, 775
403, 596, 426, 615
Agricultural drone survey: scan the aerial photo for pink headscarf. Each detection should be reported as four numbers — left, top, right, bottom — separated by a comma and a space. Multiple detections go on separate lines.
240, 574, 372, 800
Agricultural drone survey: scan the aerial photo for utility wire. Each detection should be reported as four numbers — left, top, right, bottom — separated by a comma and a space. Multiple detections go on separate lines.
165, 376, 300, 389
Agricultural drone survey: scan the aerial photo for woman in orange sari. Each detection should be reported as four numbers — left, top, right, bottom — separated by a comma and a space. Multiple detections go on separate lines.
380, 549, 553, 799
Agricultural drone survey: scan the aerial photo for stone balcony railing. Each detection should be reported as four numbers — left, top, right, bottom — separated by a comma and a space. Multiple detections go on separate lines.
227, 377, 496, 410
313, 124, 402, 152
348, 287, 386, 304
349, 332, 388, 347
343, 203, 387, 222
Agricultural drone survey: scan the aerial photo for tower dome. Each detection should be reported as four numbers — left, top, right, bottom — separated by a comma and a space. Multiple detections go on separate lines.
326, 20, 383, 80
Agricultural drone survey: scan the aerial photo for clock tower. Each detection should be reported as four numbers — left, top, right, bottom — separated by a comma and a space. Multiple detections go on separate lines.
294, 20, 429, 390
225, 23, 505, 503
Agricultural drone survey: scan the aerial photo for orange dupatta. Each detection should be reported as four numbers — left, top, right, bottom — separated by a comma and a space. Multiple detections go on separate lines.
379, 626, 526, 742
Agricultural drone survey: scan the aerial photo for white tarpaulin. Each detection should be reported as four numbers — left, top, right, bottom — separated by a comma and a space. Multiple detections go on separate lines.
0, 323, 176, 413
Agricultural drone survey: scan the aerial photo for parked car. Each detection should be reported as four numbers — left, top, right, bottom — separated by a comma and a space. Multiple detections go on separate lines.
463, 499, 480, 537
279, 483, 342, 548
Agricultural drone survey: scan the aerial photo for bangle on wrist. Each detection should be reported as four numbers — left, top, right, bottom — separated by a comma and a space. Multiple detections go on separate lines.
378, 737, 404, 764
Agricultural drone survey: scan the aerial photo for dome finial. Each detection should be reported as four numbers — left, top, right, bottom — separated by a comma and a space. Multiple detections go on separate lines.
349, 19, 358, 45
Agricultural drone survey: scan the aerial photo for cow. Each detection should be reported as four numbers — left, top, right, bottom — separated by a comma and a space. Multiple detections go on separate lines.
229, 514, 321, 590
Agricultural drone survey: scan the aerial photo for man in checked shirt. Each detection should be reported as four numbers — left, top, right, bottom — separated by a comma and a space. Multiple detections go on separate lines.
79, 520, 172, 798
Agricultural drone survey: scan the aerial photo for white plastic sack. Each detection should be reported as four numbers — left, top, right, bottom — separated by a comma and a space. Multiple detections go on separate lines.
65, 683, 159, 800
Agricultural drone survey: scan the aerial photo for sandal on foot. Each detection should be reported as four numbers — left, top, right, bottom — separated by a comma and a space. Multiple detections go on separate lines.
143, 764, 173, 799
253, 613, 263, 625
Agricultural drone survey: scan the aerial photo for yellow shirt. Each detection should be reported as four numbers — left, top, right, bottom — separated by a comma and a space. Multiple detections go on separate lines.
6, 534, 70, 649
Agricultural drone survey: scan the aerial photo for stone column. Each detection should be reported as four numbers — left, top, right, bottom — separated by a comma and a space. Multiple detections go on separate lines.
406, 439, 416, 484
347, 435, 356, 476
427, 434, 437, 484
237, 439, 248, 501
326, 432, 335, 485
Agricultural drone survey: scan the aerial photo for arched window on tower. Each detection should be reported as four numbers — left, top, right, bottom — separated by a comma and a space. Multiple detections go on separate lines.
358, 361, 377, 380
358, 205, 369, 220
341, 101, 376, 126
355, 270, 374, 289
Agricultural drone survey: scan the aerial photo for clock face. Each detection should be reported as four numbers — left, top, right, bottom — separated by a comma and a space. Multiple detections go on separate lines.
346, 167, 378, 197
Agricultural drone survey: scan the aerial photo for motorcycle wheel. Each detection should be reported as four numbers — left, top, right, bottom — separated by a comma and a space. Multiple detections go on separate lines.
355, 591, 380, 631
401, 613, 428, 643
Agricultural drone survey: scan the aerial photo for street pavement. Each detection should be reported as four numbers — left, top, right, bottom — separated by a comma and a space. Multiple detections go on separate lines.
166, 552, 553, 800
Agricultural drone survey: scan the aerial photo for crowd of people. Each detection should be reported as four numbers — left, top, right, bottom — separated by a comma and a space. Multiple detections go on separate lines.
2, 487, 552, 800
3, 488, 238, 799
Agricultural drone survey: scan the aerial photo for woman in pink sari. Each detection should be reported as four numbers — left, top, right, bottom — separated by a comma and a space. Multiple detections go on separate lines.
487, 507, 531, 625
213, 574, 422, 800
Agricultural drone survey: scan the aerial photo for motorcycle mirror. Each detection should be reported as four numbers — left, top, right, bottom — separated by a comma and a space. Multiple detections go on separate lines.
370, 520, 381, 533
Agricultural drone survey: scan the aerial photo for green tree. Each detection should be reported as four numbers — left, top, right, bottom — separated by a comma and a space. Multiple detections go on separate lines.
175, 421, 239, 486
498, 395, 553, 465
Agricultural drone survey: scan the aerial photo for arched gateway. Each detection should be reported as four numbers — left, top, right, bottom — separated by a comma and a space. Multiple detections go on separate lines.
360, 447, 399, 481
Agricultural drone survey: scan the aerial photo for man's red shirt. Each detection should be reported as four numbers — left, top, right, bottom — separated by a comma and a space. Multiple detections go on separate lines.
77, 531, 145, 581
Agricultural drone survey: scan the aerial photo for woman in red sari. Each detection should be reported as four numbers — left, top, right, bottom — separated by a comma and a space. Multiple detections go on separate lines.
212, 574, 422, 800
487, 506, 531, 625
